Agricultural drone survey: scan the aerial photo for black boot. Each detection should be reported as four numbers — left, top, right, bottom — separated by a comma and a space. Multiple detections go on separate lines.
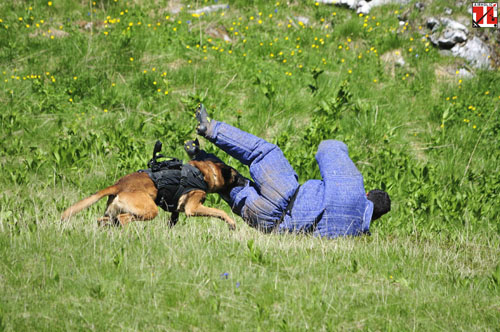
195, 103, 210, 136
184, 138, 200, 159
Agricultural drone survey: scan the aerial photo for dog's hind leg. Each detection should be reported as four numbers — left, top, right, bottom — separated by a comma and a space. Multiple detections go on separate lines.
181, 190, 236, 230
169, 211, 179, 227
105, 192, 158, 226
96, 195, 117, 226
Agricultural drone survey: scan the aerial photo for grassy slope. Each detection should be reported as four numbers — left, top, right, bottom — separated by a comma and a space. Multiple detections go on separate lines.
0, 0, 499, 330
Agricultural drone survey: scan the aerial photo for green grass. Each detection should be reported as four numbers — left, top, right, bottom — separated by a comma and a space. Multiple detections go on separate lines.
1, 0, 499, 330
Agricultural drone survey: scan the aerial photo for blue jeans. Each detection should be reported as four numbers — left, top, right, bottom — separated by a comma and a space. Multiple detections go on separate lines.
207, 121, 299, 232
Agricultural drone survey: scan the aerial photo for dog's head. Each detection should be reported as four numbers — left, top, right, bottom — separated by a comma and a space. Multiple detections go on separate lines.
217, 164, 248, 203
220, 165, 248, 189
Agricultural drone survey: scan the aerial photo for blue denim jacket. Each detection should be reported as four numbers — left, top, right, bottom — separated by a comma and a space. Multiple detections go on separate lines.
278, 140, 373, 238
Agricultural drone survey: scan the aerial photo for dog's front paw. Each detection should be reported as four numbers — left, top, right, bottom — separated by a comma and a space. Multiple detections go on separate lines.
97, 216, 114, 227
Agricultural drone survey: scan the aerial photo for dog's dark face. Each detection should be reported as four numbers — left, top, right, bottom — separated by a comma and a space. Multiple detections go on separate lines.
218, 165, 247, 204
220, 165, 247, 187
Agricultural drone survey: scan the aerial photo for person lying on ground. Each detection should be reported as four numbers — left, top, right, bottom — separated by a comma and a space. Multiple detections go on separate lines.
194, 104, 391, 239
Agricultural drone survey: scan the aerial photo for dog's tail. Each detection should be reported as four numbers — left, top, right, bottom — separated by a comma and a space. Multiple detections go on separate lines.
61, 185, 119, 221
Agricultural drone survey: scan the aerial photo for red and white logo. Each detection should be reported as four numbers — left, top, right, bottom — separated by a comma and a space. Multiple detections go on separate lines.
472, 2, 498, 28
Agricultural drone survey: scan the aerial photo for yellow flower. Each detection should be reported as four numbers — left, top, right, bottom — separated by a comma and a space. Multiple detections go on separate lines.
48, 1, 52, 6
104, 109, 108, 112
130, 57, 134, 61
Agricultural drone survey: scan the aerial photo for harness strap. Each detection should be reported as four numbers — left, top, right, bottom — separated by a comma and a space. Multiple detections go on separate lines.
276, 185, 301, 226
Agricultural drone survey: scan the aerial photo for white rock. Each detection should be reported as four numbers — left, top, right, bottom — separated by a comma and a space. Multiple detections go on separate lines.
318, 0, 360, 9
437, 29, 468, 48
440, 17, 468, 34
451, 37, 492, 69
189, 4, 228, 15
456, 68, 474, 78
295, 16, 310, 26
357, 0, 411, 14
427, 17, 440, 31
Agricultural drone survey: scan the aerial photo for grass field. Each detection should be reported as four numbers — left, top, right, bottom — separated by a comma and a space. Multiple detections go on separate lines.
1, 0, 499, 330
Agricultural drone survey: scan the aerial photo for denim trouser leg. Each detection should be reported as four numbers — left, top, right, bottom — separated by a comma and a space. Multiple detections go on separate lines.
207, 121, 299, 230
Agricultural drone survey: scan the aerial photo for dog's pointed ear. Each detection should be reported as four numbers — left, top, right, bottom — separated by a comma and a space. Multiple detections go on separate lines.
194, 138, 199, 146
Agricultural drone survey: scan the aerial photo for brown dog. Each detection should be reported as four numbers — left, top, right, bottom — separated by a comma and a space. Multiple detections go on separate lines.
61, 158, 244, 229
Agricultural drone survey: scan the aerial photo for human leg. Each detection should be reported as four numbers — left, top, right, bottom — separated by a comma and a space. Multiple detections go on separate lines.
205, 120, 299, 205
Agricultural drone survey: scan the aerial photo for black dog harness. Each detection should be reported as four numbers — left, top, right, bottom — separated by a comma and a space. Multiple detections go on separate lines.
139, 146, 208, 212
140, 164, 207, 212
